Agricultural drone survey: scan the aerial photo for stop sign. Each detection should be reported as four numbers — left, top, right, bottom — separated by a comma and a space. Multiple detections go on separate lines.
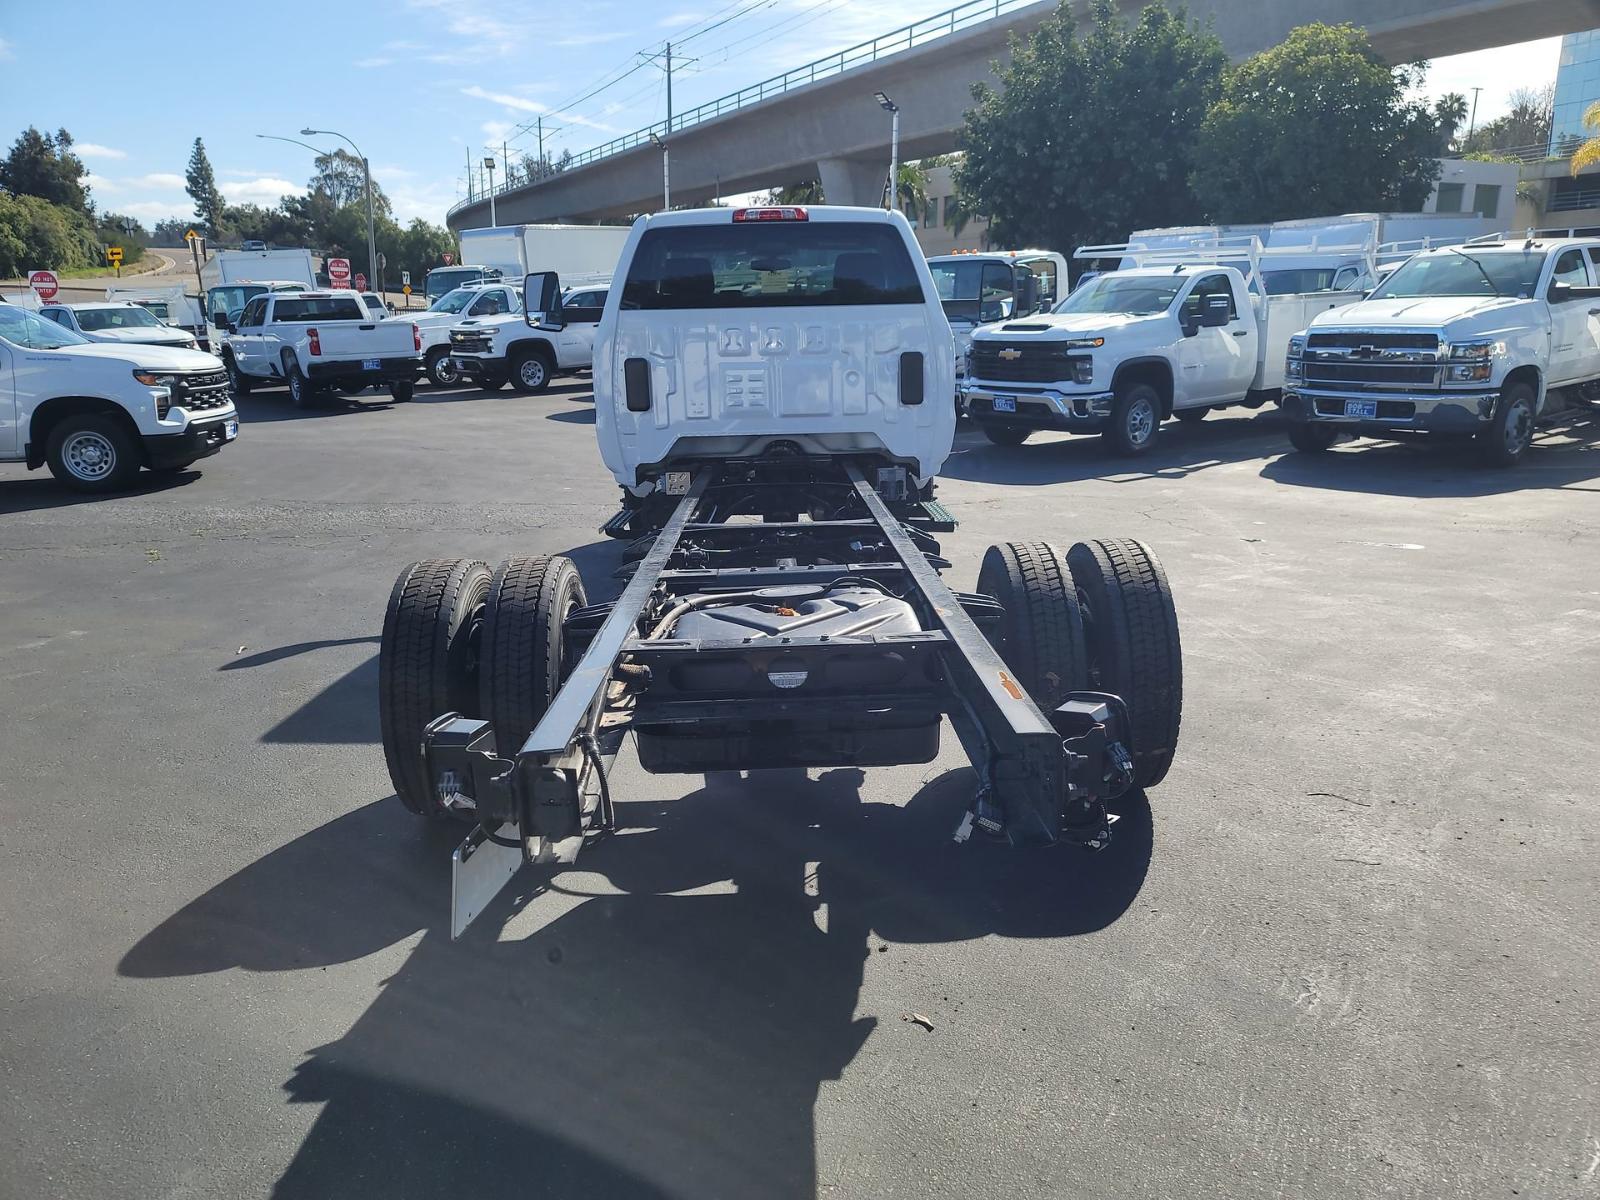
354, 272, 367, 291
327, 257, 351, 288
29, 269, 59, 301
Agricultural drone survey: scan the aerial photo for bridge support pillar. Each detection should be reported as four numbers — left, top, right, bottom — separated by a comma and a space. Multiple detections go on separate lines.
817, 157, 890, 208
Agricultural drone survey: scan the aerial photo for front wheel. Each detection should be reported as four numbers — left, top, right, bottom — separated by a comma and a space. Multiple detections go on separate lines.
1104, 383, 1161, 455
980, 423, 1030, 446
478, 369, 509, 392
425, 348, 460, 388
1287, 420, 1339, 453
1478, 380, 1536, 466
45, 414, 141, 492
510, 350, 552, 394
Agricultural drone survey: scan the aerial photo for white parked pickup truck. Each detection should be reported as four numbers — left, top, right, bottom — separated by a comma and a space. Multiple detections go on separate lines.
447, 283, 607, 394
217, 290, 423, 406
0, 301, 237, 491
412, 281, 523, 387
1283, 234, 1600, 465
961, 240, 1363, 453
39, 301, 201, 351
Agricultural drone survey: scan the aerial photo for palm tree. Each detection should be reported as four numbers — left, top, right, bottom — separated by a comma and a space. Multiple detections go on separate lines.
1572, 101, 1600, 175
893, 161, 929, 216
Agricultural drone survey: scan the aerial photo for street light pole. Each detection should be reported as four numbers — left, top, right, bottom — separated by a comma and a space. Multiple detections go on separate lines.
875, 92, 900, 211
650, 131, 670, 211
303, 127, 377, 297
485, 156, 498, 227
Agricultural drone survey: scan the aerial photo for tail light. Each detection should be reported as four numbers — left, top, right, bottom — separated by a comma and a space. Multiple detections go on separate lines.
732, 206, 808, 222
307, 328, 321, 356
412, 323, 421, 351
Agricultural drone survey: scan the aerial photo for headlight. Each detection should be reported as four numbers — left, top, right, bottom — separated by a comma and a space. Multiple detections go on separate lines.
1449, 340, 1500, 360
133, 370, 179, 387
1285, 357, 1303, 381
1072, 360, 1093, 385
1062, 337, 1105, 349
1447, 362, 1493, 382
1287, 335, 1305, 358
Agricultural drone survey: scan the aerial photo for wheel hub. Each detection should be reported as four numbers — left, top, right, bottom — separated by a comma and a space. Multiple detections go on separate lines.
64, 431, 115, 480
1127, 398, 1155, 444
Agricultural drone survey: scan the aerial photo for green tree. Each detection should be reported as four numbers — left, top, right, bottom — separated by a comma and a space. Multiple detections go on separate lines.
398, 217, 457, 290
955, 0, 1225, 251
0, 191, 98, 275
185, 138, 226, 236
1464, 84, 1554, 156
895, 162, 930, 216
95, 212, 148, 265
766, 181, 825, 205
0, 127, 92, 214
311, 150, 392, 216
151, 217, 192, 245
1192, 24, 1449, 223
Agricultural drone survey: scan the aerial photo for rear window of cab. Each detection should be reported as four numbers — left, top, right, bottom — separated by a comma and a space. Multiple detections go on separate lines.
621, 221, 923, 309
271, 296, 368, 321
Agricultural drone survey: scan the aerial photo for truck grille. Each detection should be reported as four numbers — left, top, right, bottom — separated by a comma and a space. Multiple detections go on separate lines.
970, 342, 1087, 384
177, 369, 233, 411
450, 330, 493, 354
1302, 332, 1441, 392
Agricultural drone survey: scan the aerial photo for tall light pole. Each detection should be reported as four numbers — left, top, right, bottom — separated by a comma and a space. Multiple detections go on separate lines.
484, 156, 498, 227
302, 127, 377, 295
649, 130, 670, 211
875, 92, 900, 212
1466, 86, 1483, 146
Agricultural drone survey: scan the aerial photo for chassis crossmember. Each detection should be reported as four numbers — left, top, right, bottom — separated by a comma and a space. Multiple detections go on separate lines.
421, 456, 1139, 937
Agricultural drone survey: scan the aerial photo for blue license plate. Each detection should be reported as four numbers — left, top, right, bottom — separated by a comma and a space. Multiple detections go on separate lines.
1343, 399, 1377, 419
992, 394, 1017, 413
224, 418, 239, 441
362, 358, 381, 371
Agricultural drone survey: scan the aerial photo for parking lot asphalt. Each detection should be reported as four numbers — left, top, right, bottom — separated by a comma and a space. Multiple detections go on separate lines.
2, 383, 1598, 1200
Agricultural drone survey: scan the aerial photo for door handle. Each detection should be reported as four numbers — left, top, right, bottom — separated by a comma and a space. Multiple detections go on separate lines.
1589, 307, 1600, 315
1231, 330, 1249, 338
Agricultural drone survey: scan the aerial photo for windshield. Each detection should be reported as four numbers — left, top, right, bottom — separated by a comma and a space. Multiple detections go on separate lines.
429, 288, 476, 314
427, 268, 487, 300
929, 261, 984, 301
131, 301, 172, 320
1262, 268, 1342, 296
75, 306, 163, 331
1371, 250, 1545, 300
1054, 274, 1182, 316
272, 296, 369, 321
621, 222, 922, 309
0, 304, 92, 348
208, 285, 265, 319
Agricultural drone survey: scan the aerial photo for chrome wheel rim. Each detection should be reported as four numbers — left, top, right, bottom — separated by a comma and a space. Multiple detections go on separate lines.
1127, 397, 1156, 445
63, 430, 116, 481
1504, 400, 1532, 454
434, 357, 459, 385
520, 359, 545, 388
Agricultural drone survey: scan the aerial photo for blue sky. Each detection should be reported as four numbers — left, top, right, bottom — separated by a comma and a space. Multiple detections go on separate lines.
0, 1, 1565, 230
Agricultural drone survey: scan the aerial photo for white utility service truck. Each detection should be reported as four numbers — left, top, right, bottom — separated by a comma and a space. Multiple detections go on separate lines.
1282, 232, 1600, 465
962, 240, 1367, 453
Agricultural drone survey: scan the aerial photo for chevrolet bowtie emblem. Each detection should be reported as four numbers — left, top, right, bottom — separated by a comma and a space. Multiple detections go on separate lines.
998, 347, 1022, 360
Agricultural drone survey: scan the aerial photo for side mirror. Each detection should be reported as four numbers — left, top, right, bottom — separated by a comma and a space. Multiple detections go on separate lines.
524, 271, 564, 330
1016, 273, 1040, 316
214, 314, 234, 333
1199, 295, 1231, 327
1548, 281, 1573, 304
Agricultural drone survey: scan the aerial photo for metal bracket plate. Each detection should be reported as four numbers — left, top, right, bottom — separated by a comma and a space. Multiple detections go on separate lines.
451, 824, 522, 940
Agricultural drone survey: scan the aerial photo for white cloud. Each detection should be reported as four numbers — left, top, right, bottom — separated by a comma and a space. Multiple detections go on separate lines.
481, 120, 516, 143
118, 200, 193, 224
0, 36, 12, 60
355, 56, 394, 68
76, 142, 127, 160
658, 10, 705, 28
461, 85, 616, 132
221, 175, 300, 203
131, 172, 188, 190
86, 172, 188, 193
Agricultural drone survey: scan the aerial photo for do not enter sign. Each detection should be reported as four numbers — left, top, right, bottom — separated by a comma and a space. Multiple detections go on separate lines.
354, 273, 367, 291
29, 269, 59, 301
327, 257, 351, 288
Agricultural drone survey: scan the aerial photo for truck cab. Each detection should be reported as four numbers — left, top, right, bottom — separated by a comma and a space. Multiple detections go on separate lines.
927, 249, 1066, 372
39, 302, 200, 351
586, 204, 954, 496
1282, 234, 1600, 464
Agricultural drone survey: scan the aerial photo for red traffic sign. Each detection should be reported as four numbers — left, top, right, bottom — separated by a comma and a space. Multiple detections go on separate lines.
29, 269, 59, 301
442, 252, 454, 266
327, 257, 352, 287
354, 272, 367, 291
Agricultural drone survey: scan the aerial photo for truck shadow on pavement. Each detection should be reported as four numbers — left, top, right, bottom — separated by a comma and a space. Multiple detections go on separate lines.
0, 468, 202, 513
1259, 417, 1600, 498
119, 766, 1151, 1199
942, 410, 1286, 486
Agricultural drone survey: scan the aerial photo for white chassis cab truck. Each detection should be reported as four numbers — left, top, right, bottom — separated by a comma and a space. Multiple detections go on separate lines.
371, 205, 1185, 939
0, 301, 237, 491
216, 290, 423, 406
960, 240, 1366, 453
446, 282, 608, 394
1282, 233, 1600, 465
926, 249, 1069, 375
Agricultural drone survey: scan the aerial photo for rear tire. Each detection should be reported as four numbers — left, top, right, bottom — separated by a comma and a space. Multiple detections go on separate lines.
389, 379, 415, 403
478, 556, 587, 757
980, 423, 1030, 446
1174, 406, 1208, 424
1066, 539, 1182, 789
286, 361, 315, 409
45, 414, 141, 492
1477, 380, 1536, 466
1104, 382, 1161, 455
976, 542, 1087, 713
510, 349, 553, 394
379, 558, 493, 818
223, 352, 252, 396
1287, 420, 1339, 453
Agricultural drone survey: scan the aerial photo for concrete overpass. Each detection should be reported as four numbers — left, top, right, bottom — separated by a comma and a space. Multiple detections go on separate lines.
448, 0, 1600, 231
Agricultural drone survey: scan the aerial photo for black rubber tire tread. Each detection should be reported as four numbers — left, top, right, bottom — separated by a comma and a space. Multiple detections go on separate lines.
223, 351, 252, 395
1287, 421, 1338, 453
380, 558, 492, 817
509, 348, 554, 394
980, 423, 1030, 446
1104, 382, 1161, 456
1066, 538, 1182, 789
389, 380, 415, 403
975, 541, 1087, 712
45, 414, 141, 492
1477, 380, 1536, 467
479, 556, 587, 759
425, 347, 458, 388
479, 369, 509, 391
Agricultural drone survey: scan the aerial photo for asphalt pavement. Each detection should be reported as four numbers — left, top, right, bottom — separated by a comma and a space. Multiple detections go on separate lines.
1, 383, 1597, 1199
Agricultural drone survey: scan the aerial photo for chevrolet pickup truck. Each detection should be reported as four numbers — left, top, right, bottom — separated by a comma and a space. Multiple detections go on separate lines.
962, 240, 1363, 453
0, 301, 237, 491
448, 284, 607, 393
216, 290, 423, 406
413, 281, 523, 387
1283, 234, 1600, 465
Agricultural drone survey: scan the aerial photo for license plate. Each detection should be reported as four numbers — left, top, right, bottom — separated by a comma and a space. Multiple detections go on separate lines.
992, 394, 1017, 413
362, 358, 381, 370
224, 418, 239, 441
1344, 399, 1377, 419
